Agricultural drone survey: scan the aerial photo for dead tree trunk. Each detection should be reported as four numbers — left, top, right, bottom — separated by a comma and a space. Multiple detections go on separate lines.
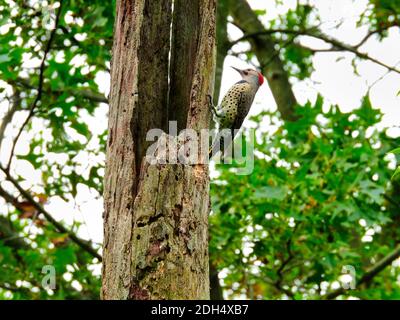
102, 0, 216, 300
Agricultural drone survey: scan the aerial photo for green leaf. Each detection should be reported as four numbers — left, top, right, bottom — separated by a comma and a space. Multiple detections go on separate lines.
53, 246, 77, 272
389, 147, 400, 155
392, 167, 400, 180
253, 9, 266, 16
355, 95, 381, 125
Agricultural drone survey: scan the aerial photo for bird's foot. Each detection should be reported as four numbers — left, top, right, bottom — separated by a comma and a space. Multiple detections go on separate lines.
207, 94, 219, 117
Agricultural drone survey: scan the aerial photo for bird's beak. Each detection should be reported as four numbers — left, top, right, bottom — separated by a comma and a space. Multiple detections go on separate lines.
231, 66, 242, 75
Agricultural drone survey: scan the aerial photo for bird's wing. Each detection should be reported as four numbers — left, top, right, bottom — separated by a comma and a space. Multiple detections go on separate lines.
230, 91, 244, 139
232, 89, 257, 144
218, 81, 248, 125
209, 81, 253, 157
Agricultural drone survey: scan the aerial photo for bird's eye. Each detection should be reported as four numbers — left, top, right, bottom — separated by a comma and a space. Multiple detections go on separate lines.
243, 71, 249, 76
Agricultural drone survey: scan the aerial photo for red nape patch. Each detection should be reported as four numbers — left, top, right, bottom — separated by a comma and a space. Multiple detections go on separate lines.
258, 73, 264, 86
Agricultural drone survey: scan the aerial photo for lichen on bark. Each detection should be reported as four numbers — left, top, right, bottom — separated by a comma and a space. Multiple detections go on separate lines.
102, 0, 216, 300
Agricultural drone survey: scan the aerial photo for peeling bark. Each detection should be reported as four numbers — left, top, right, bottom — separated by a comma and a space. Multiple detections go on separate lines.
131, 138, 210, 299
103, 0, 216, 300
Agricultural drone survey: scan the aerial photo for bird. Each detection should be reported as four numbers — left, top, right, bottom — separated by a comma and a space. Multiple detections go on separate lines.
209, 66, 264, 158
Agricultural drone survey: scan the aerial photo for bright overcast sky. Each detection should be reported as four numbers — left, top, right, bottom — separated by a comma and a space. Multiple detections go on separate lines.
0, 0, 399, 251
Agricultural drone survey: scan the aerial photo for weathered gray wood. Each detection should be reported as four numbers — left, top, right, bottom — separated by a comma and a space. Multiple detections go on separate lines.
130, 134, 210, 299
102, 0, 172, 299
103, 0, 143, 299
102, 0, 216, 300
168, 0, 200, 132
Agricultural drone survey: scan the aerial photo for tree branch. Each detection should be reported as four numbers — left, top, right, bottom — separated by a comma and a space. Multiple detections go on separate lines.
0, 91, 21, 152
59, 25, 110, 73
76, 89, 109, 104
227, 28, 315, 49
354, 25, 398, 49
229, 28, 400, 75
0, 282, 35, 295
262, 274, 295, 299
324, 244, 400, 299
213, 0, 231, 106
5, 1, 64, 170
276, 238, 294, 283
11, 77, 108, 104
231, 0, 298, 122
0, 215, 30, 250
210, 263, 224, 300
0, 165, 102, 261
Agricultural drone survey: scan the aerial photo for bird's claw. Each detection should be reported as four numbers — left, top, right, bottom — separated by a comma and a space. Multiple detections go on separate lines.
207, 94, 213, 107
207, 94, 219, 117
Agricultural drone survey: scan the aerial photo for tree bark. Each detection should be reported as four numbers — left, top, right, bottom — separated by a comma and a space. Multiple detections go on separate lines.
102, 0, 216, 300
168, 0, 200, 132
213, 0, 231, 105
209, 263, 224, 300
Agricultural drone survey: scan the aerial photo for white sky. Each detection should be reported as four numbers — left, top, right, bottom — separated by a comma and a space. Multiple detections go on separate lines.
0, 0, 399, 251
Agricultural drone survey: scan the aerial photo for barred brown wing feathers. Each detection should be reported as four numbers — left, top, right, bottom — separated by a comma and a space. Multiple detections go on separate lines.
209, 81, 256, 158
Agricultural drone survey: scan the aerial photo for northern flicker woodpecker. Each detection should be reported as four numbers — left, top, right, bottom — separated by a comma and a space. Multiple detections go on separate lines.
209, 67, 264, 157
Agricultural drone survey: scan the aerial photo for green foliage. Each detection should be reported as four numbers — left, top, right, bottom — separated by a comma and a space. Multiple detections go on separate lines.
249, 1, 316, 80
359, 0, 400, 35
210, 96, 400, 299
0, 0, 399, 300
278, 4, 314, 79
390, 147, 400, 180
0, 0, 113, 299
0, 212, 100, 299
